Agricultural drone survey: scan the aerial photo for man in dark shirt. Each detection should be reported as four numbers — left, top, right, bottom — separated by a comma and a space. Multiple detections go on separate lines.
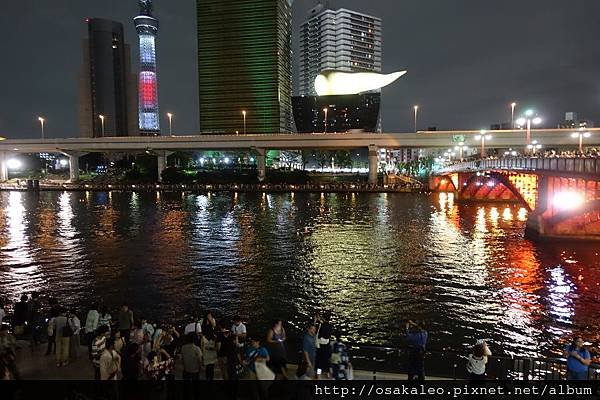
117, 304, 134, 341
12, 295, 29, 333
405, 320, 428, 381
217, 329, 238, 380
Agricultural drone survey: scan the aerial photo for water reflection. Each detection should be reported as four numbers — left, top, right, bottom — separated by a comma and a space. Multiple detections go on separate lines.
0, 191, 598, 358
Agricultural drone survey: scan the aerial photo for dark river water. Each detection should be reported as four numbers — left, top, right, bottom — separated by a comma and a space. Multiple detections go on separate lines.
0, 190, 598, 358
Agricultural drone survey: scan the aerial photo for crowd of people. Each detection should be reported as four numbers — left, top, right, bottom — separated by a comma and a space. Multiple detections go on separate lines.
0, 296, 353, 384
0, 295, 595, 383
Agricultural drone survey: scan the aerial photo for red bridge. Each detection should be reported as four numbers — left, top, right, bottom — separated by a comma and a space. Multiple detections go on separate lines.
430, 157, 600, 240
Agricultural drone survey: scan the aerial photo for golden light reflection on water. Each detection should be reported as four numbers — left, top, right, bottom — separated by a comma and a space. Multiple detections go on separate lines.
0, 191, 598, 358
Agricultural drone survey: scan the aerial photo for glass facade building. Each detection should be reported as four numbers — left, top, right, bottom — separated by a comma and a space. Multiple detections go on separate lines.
78, 18, 137, 138
292, 93, 380, 133
196, 0, 293, 134
299, 4, 382, 96
134, 0, 160, 135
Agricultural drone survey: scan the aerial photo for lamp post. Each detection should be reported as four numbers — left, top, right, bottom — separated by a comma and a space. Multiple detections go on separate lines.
571, 129, 591, 153
474, 130, 492, 158
510, 102, 517, 128
242, 110, 247, 134
413, 105, 419, 132
99, 114, 105, 137
37, 116, 45, 139
323, 108, 328, 133
526, 140, 542, 155
516, 109, 542, 154
454, 143, 468, 162
167, 112, 173, 136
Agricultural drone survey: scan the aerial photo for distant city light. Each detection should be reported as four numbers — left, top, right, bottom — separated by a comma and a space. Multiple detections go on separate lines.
224, 157, 230, 164
59, 159, 68, 167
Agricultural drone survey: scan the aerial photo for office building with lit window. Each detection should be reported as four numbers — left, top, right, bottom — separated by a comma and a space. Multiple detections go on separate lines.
196, 0, 293, 134
299, 3, 382, 96
78, 18, 138, 138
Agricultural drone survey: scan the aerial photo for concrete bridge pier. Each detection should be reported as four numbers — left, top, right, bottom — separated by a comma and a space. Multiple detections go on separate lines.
156, 151, 173, 182
61, 151, 87, 182
254, 148, 266, 182
368, 145, 378, 185
0, 152, 7, 182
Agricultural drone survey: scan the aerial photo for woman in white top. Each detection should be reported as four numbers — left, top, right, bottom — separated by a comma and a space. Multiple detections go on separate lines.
466, 340, 492, 380
201, 330, 218, 381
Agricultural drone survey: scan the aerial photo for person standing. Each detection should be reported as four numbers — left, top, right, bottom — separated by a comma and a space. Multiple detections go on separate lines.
466, 340, 492, 380
91, 326, 110, 379
117, 304, 134, 341
564, 337, 592, 380
181, 332, 203, 380
216, 327, 238, 381
28, 293, 43, 347
99, 338, 121, 380
266, 319, 288, 378
68, 310, 81, 360
201, 329, 218, 381
98, 306, 112, 333
53, 308, 71, 367
12, 294, 29, 337
0, 301, 5, 327
405, 320, 428, 381
302, 324, 317, 379
231, 316, 247, 345
330, 332, 351, 380
84, 304, 99, 356
315, 313, 333, 378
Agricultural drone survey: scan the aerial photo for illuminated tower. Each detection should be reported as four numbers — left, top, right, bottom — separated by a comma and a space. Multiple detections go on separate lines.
134, 0, 160, 135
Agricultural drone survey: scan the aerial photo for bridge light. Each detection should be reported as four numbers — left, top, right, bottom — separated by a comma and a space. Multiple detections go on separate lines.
59, 159, 68, 167
515, 118, 526, 127
553, 191, 585, 211
532, 117, 542, 125
525, 109, 534, 117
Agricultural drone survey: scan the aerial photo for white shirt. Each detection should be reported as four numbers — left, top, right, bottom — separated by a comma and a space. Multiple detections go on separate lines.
184, 322, 202, 335
231, 323, 246, 336
85, 310, 99, 333
69, 316, 81, 335
467, 347, 492, 375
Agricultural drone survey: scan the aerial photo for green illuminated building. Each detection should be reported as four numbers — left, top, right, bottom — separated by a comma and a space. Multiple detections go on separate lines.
196, 0, 293, 134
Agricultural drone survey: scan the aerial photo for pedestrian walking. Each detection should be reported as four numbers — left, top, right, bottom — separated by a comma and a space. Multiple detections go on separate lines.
315, 312, 333, 378
330, 332, 352, 380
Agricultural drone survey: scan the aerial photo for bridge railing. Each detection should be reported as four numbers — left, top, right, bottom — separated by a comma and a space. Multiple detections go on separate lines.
348, 343, 600, 380
438, 157, 600, 176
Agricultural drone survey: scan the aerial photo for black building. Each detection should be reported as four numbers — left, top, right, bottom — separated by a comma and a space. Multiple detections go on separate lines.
292, 93, 381, 133
78, 18, 137, 137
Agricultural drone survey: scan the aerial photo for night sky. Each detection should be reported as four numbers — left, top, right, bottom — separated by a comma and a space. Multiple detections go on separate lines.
1, 0, 600, 138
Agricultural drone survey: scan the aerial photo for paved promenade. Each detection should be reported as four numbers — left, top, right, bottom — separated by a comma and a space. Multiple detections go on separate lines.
14, 340, 416, 381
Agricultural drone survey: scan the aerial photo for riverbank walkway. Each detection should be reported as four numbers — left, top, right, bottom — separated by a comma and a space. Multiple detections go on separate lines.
14, 340, 421, 381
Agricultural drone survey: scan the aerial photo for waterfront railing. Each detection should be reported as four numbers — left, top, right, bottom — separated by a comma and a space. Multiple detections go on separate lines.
438, 157, 600, 176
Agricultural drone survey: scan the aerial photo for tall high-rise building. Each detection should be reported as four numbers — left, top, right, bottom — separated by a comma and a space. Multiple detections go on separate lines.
78, 18, 138, 137
299, 3, 382, 96
196, 0, 293, 134
134, 0, 160, 135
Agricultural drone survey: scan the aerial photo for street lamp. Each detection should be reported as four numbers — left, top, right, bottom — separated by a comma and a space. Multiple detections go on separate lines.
242, 110, 247, 134
38, 116, 45, 139
323, 108, 328, 133
454, 142, 468, 162
510, 102, 517, 128
516, 109, 542, 154
474, 130, 492, 158
413, 105, 419, 132
571, 129, 591, 153
166, 112, 173, 136
526, 140, 542, 155
99, 114, 105, 137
